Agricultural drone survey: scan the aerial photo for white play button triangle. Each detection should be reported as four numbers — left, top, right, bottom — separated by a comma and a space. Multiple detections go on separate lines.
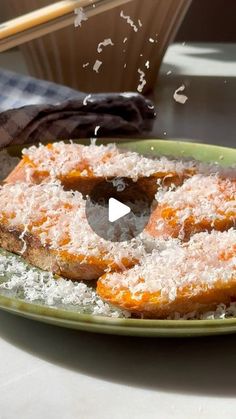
108, 198, 131, 223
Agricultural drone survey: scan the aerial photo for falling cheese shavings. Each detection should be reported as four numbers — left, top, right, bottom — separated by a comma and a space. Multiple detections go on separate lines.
83, 94, 92, 106
173, 85, 188, 104
74, 8, 87, 27
83, 62, 89, 68
97, 38, 114, 53
123, 37, 128, 44
94, 126, 100, 136
166, 70, 172, 76
137, 68, 146, 93
138, 19, 142, 27
120, 10, 138, 32
149, 38, 155, 43
93, 60, 102, 73
145, 60, 150, 69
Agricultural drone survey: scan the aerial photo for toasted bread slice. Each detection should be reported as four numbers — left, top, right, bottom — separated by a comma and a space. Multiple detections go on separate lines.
5, 142, 197, 199
146, 174, 236, 240
0, 183, 145, 280
97, 230, 236, 318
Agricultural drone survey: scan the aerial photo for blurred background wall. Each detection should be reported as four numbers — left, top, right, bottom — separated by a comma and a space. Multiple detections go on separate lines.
175, 0, 236, 42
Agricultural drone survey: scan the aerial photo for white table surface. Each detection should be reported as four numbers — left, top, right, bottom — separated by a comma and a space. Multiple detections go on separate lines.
0, 43, 236, 419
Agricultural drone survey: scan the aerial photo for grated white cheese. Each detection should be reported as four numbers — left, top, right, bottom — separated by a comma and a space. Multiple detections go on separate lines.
22, 142, 118, 178
74, 8, 88, 27
137, 68, 146, 93
120, 10, 138, 32
0, 251, 130, 318
83, 94, 92, 106
154, 174, 236, 227
0, 182, 148, 265
94, 125, 100, 136
83, 62, 89, 68
167, 302, 236, 320
97, 38, 114, 53
21, 142, 198, 183
101, 229, 236, 303
93, 60, 102, 73
149, 38, 155, 43
173, 85, 188, 104
93, 148, 197, 181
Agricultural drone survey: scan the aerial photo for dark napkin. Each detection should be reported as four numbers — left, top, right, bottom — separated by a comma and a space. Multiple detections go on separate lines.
0, 69, 156, 148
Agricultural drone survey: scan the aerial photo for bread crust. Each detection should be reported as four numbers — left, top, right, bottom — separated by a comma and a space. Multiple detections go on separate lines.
0, 224, 106, 280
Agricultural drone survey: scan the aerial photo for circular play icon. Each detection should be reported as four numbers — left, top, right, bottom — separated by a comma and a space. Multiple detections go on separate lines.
85, 178, 151, 242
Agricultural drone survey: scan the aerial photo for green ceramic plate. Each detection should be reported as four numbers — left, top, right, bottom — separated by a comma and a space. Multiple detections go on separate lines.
0, 139, 236, 338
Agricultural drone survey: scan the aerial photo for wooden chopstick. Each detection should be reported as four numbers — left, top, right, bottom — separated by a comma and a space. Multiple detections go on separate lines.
0, 0, 133, 52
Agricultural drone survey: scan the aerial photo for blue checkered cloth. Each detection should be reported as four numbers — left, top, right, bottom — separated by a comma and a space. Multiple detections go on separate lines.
0, 68, 155, 148
0, 68, 80, 111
